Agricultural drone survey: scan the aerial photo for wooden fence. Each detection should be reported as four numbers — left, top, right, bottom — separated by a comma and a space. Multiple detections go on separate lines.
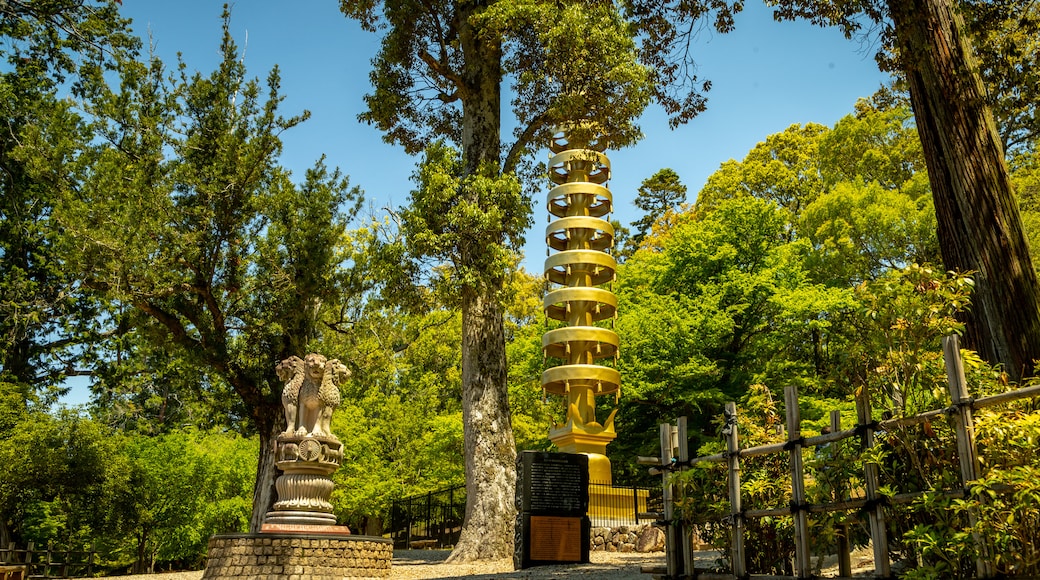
0, 542, 96, 580
643, 335, 1040, 579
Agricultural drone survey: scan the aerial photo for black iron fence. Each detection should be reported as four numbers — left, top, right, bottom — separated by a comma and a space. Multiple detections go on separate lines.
389, 485, 466, 549
588, 482, 661, 528
389, 481, 660, 549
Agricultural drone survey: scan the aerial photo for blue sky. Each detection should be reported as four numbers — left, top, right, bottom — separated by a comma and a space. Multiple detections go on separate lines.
119, 0, 892, 273
60, 1, 890, 407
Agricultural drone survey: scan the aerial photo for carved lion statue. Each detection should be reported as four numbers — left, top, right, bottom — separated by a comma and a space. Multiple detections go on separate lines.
275, 353, 349, 438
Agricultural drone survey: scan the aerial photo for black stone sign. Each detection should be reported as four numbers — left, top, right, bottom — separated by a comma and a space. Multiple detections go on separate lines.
514, 451, 590, 569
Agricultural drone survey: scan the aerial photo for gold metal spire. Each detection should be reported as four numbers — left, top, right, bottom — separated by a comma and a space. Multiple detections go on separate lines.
542, 129, 620, 484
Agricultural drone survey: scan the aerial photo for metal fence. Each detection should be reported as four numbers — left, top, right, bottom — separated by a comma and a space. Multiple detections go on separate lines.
389, 481, 660, 549
389, 485, 466, 549
588, 482, 661, 528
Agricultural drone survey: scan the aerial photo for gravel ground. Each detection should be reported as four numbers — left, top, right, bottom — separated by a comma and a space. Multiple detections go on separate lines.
85, 548, 878, 579
106, 549, 669, 579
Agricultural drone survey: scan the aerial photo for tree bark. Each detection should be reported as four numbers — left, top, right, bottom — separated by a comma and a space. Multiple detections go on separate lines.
449, 285, 517, 561
888, 0, 1040, 380
446, 0, 518, 562
249, 399, 282, 532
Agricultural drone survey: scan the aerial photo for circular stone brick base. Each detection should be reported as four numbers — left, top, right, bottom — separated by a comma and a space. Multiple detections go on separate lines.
203, 533, 392, 580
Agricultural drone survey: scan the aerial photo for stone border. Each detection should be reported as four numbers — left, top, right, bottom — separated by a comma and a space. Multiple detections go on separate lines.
202, 533, 392, 580
591, 524, 665, 553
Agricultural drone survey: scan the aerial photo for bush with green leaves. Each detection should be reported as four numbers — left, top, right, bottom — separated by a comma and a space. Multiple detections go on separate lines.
672, 265, 1040, 578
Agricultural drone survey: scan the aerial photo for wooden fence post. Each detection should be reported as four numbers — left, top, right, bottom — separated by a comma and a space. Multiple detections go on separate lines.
856, 390, 891, 578
660, 422, 680, 579
784, 386, 811, 577
724, 402, 747, 579
830, 409, 852, 577
942, 335, 995, 578
676, 416, 694, 575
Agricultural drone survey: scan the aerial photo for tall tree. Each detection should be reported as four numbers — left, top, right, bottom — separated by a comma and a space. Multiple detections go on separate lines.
340, 0, 739, 559
629, 167, 687, 249
887, 0, 1040, 380
336, 0, 752, 561
0, 1, 135, 406
64, 12, 365, 530
770, 0, 1040, 380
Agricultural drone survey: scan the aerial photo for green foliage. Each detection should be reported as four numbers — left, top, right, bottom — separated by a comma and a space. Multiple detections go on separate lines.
477, 0, 653, 151
1011, 148, 1040, 275
0, 409, 254, 571
893, 377, 1040, 578
0, 0, 134, 405
115, 429, 254, 572
818, 99, 926, 190
848, 265, 973, 416
0, 1, 138, 88
695, 123, 828, 221
403, 143, 529, 294
965, 0, 1040, 153
0, 411, 124, 548
673, 384, 797, 574
615, 197, 854, 468
668, 261, 1040, 577
801, 178, 939, 285
628, 168, 687, 251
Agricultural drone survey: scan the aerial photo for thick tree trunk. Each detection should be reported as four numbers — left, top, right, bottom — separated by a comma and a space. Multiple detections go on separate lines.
446, 1, 518, 562
449, 286, 517, 562
249, 400, 282, 532
888, 0, 1040, 380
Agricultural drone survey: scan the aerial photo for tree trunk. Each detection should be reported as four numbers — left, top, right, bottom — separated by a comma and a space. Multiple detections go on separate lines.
888, 0, 1040, 380
449, 285, 517, 562
0, 519, 10, 550
446, 1, 518, 562
134, 531, 147, 574
249, 400, 283, 532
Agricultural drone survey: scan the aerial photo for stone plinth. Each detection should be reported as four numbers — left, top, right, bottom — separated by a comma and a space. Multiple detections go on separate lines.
264, 433, 343, 526
202, 533, 392, 580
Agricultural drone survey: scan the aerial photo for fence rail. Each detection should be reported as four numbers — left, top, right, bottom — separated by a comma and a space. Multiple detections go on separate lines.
588, 482, 660, 528
389, 485, 466, 549
389, 481, 658, 549
0, 543, 96, 580
649, 335, 1040, 579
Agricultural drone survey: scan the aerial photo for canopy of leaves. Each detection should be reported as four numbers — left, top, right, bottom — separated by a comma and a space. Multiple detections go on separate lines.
62, 11, 364, 429
0, 0, 135, 406
615, 197, 854, 464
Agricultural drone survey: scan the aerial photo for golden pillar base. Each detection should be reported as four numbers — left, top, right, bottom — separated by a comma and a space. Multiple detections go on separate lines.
549, 424, 616, 484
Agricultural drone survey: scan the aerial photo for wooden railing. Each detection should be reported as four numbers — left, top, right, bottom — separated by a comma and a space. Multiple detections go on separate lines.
643, 335, 1040, 579
0, 543, 96, 580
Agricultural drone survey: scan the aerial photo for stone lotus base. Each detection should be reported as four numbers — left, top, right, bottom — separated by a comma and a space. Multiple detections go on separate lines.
202, 533, 392, 579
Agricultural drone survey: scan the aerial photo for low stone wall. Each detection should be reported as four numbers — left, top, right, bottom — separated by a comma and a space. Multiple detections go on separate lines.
202, 533, 392, 580
591, 524, 665, 553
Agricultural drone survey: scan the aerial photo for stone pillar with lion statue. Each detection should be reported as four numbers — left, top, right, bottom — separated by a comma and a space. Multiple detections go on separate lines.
263, 353, 349, 528
201, 352, 393, 580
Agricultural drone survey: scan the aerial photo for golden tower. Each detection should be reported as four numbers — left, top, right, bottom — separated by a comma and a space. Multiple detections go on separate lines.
542, 131, 620, 484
